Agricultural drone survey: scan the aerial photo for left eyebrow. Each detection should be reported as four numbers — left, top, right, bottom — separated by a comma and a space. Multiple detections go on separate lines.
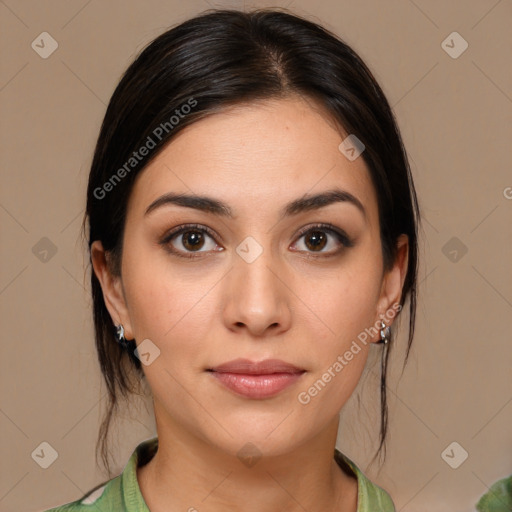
144, 187, 366, 221
279, 188, 366, 222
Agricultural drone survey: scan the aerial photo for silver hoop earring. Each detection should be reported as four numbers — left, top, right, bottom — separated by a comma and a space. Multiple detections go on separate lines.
378, 320, 390, 345
115, 324, 131, 349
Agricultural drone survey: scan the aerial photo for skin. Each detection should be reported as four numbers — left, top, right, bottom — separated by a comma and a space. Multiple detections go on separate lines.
92, 94, 408, 512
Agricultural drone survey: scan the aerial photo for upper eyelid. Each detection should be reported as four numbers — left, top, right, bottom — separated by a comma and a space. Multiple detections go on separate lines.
294, 223, 347, 238
163, 223, 218, 241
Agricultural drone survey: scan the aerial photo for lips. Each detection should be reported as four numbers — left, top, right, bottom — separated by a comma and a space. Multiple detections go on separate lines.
207, 358, 306, 399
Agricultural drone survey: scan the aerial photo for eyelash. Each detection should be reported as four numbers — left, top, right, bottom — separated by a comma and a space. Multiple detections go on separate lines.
159, 222, 354, 260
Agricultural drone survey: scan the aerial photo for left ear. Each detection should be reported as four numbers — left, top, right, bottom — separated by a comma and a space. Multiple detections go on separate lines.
375, 234, 409, 326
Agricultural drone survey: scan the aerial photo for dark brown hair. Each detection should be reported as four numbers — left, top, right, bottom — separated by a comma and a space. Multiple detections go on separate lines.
82, 7, 420, 478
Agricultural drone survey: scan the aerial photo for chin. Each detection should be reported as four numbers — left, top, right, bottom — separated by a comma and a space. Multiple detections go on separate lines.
196, 413, 313, 461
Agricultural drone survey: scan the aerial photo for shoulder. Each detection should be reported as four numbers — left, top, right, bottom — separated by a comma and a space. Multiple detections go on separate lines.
43, 436, 157, 512
476, 474, 512, 512
335, 449, 396, 512
43, 476, 122, 511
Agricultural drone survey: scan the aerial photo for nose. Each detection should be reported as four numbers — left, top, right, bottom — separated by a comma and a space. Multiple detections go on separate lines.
222, 246, 292, 337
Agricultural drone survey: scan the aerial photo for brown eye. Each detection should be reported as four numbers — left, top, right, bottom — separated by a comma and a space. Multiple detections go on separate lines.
292, 223, 354, 256
160, 224, 223, 259
181, 230, 206, 251
304, 230, 328, 251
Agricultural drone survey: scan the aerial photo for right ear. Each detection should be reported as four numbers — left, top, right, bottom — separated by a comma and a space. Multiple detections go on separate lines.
90, 240, 135, 340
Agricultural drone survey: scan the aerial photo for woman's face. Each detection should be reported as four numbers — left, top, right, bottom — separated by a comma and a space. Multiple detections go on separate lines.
93, 95, 407, 458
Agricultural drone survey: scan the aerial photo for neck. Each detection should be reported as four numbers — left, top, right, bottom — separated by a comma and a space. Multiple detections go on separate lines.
137, 412, 358, 512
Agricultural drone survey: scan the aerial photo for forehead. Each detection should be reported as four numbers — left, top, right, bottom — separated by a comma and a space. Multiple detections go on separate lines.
127, 95, 378, 223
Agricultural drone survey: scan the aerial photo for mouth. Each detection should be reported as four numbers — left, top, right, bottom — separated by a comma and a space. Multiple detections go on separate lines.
206, 358, 306, 399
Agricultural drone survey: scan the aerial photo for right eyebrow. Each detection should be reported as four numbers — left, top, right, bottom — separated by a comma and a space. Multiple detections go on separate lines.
145, 192, 234, 218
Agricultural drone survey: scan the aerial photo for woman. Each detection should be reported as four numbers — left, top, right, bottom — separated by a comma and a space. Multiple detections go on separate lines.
46, 7, 419, 511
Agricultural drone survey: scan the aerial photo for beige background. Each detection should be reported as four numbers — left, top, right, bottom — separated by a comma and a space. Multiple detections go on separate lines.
1, 0, 511, 511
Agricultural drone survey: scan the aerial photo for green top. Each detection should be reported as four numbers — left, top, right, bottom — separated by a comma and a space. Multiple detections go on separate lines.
476, 474, 512, 512
45, 437, 395, 511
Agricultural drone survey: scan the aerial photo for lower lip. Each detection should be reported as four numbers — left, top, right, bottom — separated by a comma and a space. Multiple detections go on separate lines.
209, 371, 304, 399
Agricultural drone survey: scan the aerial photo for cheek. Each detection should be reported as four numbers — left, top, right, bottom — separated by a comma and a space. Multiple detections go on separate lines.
294, 268, 381, 419
307, 259, 382, 348
122, 246, 219, 358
